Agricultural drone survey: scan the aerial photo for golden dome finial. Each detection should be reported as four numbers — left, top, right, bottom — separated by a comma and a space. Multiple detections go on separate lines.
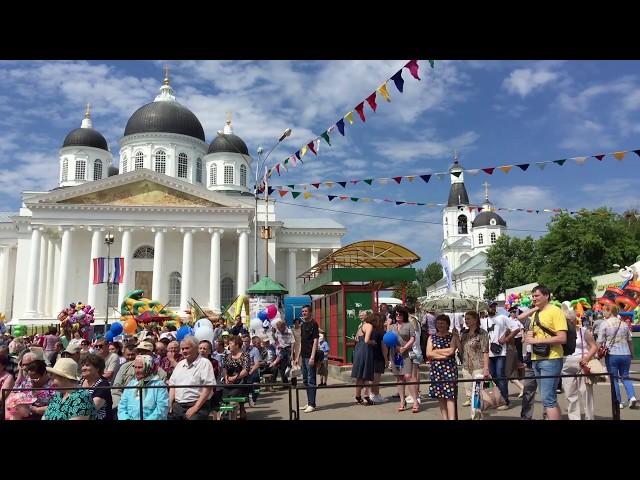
163, 64, 170, 86
84, 102, 91, 119
226, 111, 232, 126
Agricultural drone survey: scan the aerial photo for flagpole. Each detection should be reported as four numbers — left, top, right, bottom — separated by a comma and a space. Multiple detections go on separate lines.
104, 231, 115, 334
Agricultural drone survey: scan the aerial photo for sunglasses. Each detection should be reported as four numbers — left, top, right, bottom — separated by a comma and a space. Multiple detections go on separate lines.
95, 344, 106, 348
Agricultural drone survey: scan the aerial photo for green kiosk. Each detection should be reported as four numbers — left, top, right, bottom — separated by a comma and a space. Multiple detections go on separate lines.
299, 240, 419, 365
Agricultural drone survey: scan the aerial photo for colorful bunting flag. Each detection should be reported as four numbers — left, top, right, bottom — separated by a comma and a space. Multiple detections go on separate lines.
345, 111, 354, 125
337, 181, 347, 188
324, 181, 334, 188
404, 60, 420, 80
320, 131, 331, 146
451, 171, 462, 178
366, 92, 378, 112
303, 192, 313, 199
308, 141, 317, 155
336, 118, 345, 136
466, 169, 481, 176
420, 174, 431, 183
278, 190, 288, 197
573, 156, 587, 165
535, 162, 546, 170
482, 168, 495, 175
311, 183, 320, 189
594, 154, 605, 161
379, 178, 389, 185
634, 150, 640, 157
613, 151, 625, 161
328, 195, 336, 201
393, 176, 403, 184
364, 179, 373, 185
377, 83, 391, 102
390, 70, 404, 93
291, 191, 301, 199
354, 102, 366, 122
301, 145, 308, 157
499, 166, 513, 174
516, 164, 530, 171
406, 176, 415, 182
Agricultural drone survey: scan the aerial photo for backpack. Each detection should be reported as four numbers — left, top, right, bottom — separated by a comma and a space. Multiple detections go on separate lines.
533, 311, 576, 356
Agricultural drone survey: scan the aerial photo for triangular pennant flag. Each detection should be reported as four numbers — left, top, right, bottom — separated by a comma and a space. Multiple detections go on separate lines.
301, 145, 308, 157
366, 92, 378, 112
417, 202, 425, 206
295, 151, 301, 160
379, 178, 389, 185
516, 163, 530, 171
573, 156, 587, 165
404, 59, 420, 80
354, 102, 366, 122
311, 183, 320, 189
594, 154, 605, 161
390, 70, 404, 93
377, 83, 391, 102
466, 169, 481, 176
396, 201, 405, 205
324, 181, 334, 188
291, 191, 301, 199
315, 138, 321, 153
278, 190, 288, 198
350, 197, 359, 202
384, 199, 392, 203
351, 180, 360, 185
339, 196, 348, 200
535, 162, 547, 170
451, 171, 462, 178
303, 192, 313, 199
336, 118, 345, 136
499, 165, 513, 174
344, 111, 354, 125
328, 195, 336, 201
406, 176, 415, 182
420, 174, 431, 183
283, 158, 289, 165
320, 131, 331, 146
613, 151, 626, 161
554, 159, 566, 166
428, 60, 435, 69
337, 181, 347, 188
267, 187, 274, 195
361, 198, 370, 203
393, 176, 403, 184
287, 184, 295, 190
536, 210, 540, 214
290, 155, 297, 167
275, 164, 281, 175
308, 141, 317, 155
482, 168, 495, 175
364, 179, 373, 185
633, 150, 640, 157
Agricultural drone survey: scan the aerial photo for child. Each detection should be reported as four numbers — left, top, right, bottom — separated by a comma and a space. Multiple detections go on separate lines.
318, 331, 330, 386
5, 392, 37, 420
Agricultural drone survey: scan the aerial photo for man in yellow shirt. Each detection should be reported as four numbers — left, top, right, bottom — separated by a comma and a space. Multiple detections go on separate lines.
521, 285, 567, 420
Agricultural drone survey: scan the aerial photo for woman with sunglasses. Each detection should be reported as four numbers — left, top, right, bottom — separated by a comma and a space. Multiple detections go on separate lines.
388, 306, 419, 413
427, 314, 461, 420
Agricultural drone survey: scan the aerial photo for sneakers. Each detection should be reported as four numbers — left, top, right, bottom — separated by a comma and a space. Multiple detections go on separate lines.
248, 397, 256, 407
620, 403, 625, 410
304, 405, 316, 413
462, 399, 471, 407
629, 397, 637, 409
369, 394, 387, 403
496, 404, 510, 411
301, 404, 309, 410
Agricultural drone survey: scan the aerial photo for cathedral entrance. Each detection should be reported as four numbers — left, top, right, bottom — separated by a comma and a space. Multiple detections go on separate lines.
135, 271, 153, 298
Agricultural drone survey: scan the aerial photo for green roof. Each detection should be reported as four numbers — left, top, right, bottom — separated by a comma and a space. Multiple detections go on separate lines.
301, 267, 416, 295
246, 276, 289, 294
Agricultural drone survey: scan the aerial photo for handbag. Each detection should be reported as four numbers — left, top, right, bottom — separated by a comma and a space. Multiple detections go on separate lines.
480, 385, 507, 411
490, 343, 503, 355
596, 318, 622, 359
531, 312, 551, 357
579, 327, 608, 384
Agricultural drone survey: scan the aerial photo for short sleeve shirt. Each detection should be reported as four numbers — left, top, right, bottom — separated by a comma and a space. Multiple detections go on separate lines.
392, 322, 416, 359
531, 305, 568, 360
104, 352, 120, 377
300, 320, 319, 358
247, 346, 262, 367
85, 377, 113, 420
460, 329, 490, 371
43, 390, 97, 420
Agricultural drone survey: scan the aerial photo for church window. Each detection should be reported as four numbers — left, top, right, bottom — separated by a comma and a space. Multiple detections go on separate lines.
221, 277, 234, 308
93, 159, 102, 180
478, 233, 483, 245
457, 215, 468, 234
168, 272, 181, 306
61, 158, 68, 182
210, 165, 217, 186
196, 158, 203, 184
224, 165, 234, 185
154, 150, 166, 174
108, 283, 119, 308
178, 153, 188, 179
122, 155, 127, 173
133, 246, 154, 259
240, 164, 247, 187
491, 232, 497, 244
135, 151, 144, 170
75, 160, 86, 180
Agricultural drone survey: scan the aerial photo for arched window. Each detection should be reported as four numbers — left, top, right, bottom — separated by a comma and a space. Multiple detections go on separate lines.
491, 232, 497, 244
224, 165, 234, 185
154, 150, 166, 174
240, 164, 247, 187
196, 158, 203, 183
478, 233, 483, 245
133, 246, 155, 259
135, 151, 144, 170
221, 277, 234, 308
168, 272, 181, 306
93, 159, 102, 180
457, 215, 468, 234
209, 165, 217, 186
61, 158, 68, 182
122, 155, 127, 173
178, 153, 188, 178
75, 160, 86, 180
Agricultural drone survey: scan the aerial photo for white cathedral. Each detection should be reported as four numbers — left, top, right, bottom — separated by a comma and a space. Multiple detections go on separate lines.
424, 159, 506, 299
0, 72, 345, 325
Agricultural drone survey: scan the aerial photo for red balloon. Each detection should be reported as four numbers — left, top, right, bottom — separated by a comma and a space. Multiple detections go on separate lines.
266, 304, 277, 319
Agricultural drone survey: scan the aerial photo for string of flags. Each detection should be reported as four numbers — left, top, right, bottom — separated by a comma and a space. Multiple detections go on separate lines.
269, 148, 640, 191
260, 59, 433, 187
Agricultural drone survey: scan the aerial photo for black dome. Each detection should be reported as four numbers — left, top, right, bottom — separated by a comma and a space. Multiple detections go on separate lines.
472, 211, 507, 228
124, 102, 205, 141
447, 183, 470, 207
62, 128, 109, 151
208, 133, 249, 155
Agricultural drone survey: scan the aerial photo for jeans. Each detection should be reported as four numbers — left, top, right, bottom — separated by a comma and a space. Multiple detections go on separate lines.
248, 370, 261, 402
532, 358, 563, 408
301, 356, 317, 407
273, 348, 291, 384
521, 365, 537, 419
489, 355, 509, 404
605, 354, 636, 403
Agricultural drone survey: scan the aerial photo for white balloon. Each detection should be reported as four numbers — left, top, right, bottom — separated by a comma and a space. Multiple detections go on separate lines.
194, 326, 214, 343
250, 318, 263, 333
194, 319, 213, 331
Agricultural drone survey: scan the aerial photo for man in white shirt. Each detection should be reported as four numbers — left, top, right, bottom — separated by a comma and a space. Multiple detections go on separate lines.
168, 336, 216, 420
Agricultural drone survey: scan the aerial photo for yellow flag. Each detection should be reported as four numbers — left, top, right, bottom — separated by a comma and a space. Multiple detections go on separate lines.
406, 175, 415, 182
324, 181, 334, 188
345, 111, 354, 124
303, 192, 313, 199
301, 145, 308, 157
377, 83, 391, 102
361, 198, 370, 203
499, 165, 513, 174
613, 151, 626, 161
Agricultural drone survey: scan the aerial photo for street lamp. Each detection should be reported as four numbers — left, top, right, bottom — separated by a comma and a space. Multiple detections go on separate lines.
104, 231, 114, 333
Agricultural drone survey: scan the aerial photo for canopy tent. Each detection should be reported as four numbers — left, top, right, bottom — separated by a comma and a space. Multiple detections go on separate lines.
246, 277, 289, 295
419, 292, 488, 313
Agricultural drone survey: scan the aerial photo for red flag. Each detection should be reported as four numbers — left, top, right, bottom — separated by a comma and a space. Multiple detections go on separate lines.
354, 102, 366, 122
278, 190, 288, 197
482, 168, 495, 175
393, 176, 402, 184
308, 141, 317, 155
311, 183, 320, 189
365, 92, 378, 112
594, 154, 605, 161
275, 164, 281, 175
404, 60, 420, 80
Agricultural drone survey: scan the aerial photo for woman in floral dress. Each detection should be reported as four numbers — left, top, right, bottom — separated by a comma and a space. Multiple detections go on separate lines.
427, 314, 461, 420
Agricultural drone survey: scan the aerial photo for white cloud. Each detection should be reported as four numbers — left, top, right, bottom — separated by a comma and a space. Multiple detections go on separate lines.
371, 131, 480, 163
503, 68, 559, 98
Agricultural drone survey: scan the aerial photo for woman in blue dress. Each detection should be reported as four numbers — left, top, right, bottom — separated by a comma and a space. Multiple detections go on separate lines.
427, 314, 460, 420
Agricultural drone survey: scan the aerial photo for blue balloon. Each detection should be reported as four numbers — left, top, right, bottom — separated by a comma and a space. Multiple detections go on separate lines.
176, 325, 193, 341
383, 331, 399, 348
110, 322, 123, 336
257, 310, 268, 321
104, 331, 114, 342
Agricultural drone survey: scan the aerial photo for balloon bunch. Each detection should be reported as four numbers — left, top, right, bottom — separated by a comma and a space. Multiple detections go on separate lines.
12, 324, 27, 337
570, 298, 591, 318
104, 321, 124, 342
58, 302, 95, 336
597, 283, 640, 331
504, 292, 532, 311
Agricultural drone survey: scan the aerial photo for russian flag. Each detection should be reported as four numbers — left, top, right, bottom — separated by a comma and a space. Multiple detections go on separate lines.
93, 257, 124, 284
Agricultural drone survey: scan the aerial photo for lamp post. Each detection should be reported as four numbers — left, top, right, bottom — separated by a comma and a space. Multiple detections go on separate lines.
104, 231, 114, 333
254, 128, 292, 283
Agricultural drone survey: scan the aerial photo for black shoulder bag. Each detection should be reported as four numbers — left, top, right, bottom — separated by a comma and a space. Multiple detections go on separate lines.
532, 312, 551, 357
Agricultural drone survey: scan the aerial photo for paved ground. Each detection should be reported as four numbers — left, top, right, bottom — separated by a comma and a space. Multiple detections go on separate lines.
247, 376, 640, 420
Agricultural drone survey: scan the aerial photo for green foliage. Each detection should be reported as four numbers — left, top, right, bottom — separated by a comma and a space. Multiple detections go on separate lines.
484, 235, 540, 299
418, 262, 443, 292
393, 282, 422, 307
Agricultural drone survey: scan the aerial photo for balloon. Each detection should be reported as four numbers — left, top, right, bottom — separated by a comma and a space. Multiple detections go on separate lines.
258, 310, 268, 321
383, 331, 399, 348
105, 331, 114, 342
195, 319, 213, 331
250, 318, 264, 333
110, 322, 123, 336
123, 318, 137, 335
194, 326, 214, 343
266, 304, 277, 320
13, 325, 26, 336
176, 325, 193, 341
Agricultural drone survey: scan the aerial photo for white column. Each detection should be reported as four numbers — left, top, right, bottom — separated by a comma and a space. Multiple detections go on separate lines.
179, 229, 194, 312
87, 228, 103, 314
45, 237, 55, 316
57, 227, 73, 310
0, 245, 9, 314
118, 228, 133, 307
209, 228, 222, 313
52, 239, 61, 312
237, 228, 249, 296
310, 248, 320, 268
152, 228, 166, 301
288, 248, 298, 296
24, 227, 42, 316
37, 232, 49, 317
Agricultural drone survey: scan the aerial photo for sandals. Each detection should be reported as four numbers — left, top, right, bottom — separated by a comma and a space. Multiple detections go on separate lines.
412, 404, 420, 413
398, 401, 407, 412
355, 396, 365, 405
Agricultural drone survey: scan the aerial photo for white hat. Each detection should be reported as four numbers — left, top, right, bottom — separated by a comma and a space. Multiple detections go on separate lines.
46, 358, 80, 381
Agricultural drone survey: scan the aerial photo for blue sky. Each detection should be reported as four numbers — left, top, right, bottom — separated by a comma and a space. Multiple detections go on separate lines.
0, 60, 639, 267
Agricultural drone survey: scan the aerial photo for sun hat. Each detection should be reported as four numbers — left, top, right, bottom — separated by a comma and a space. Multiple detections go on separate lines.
136, 340, 155, 352
46, 357, 80, 381
63, 344, 81, 355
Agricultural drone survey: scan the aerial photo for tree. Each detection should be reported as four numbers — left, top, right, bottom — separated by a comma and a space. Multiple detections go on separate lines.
393, 282, 421, 307
417, 262, 443, 293
484, 235, 540, 299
